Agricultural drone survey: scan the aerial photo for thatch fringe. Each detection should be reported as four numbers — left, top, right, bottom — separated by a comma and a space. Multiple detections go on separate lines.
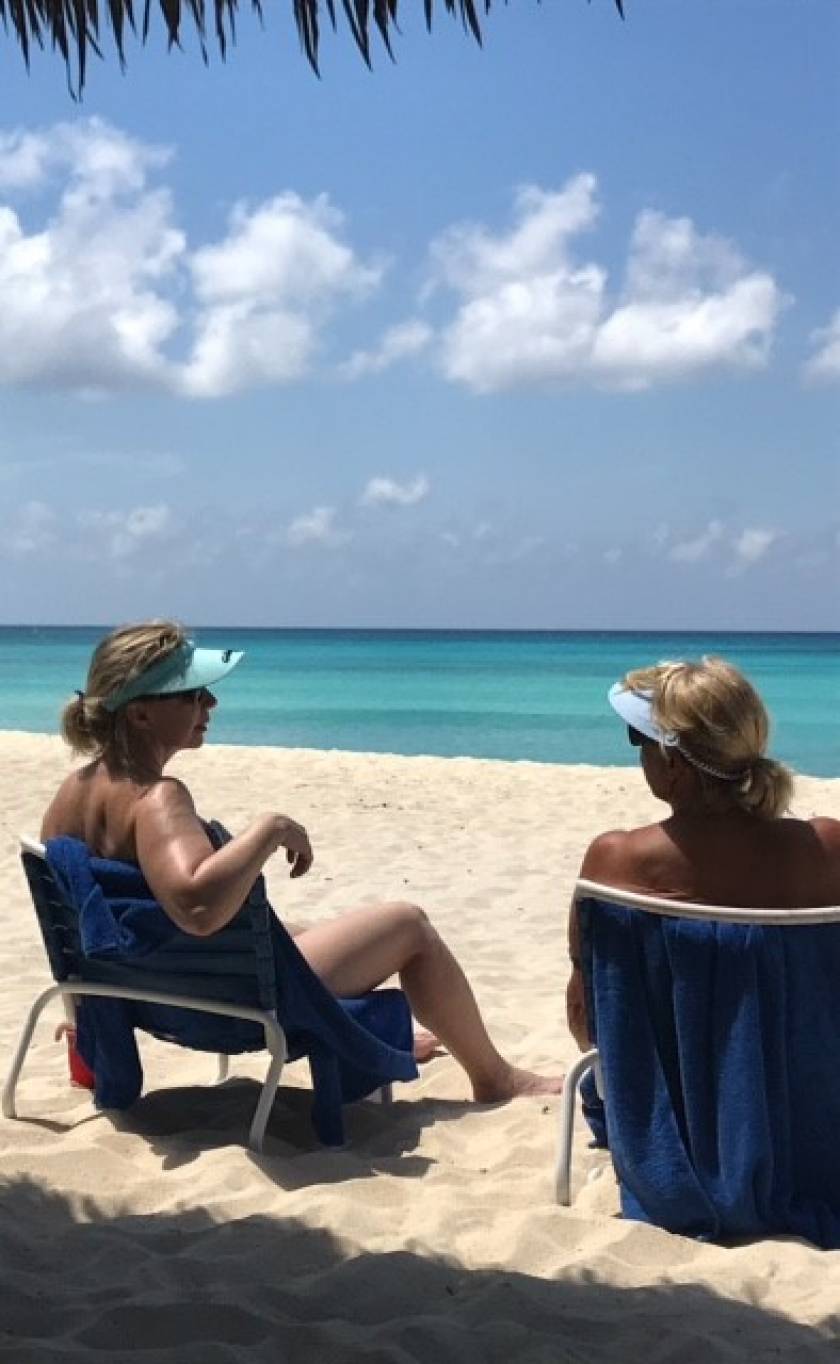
0, 0, 624, 97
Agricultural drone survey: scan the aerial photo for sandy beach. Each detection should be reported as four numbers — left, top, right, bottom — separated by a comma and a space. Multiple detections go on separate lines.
2, 729, 839, 1362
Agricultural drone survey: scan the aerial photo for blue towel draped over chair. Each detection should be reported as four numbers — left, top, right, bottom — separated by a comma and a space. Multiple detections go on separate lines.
44, 824, 417, 1145
580, 896, 840, 1247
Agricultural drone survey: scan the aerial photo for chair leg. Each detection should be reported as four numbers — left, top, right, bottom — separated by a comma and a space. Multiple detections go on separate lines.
370, 1084, 393, 1106
554, 1047, 599, 1207
247, 1020, 288, 1154
247, 1051, 285, 1154
215, 1055, 230, 1084
2, 984, 64, 1119
593, 1054, 605, 1102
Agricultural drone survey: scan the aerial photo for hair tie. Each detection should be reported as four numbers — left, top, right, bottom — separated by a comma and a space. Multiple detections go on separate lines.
75, 689, 85, 701
676, 742, 750, 783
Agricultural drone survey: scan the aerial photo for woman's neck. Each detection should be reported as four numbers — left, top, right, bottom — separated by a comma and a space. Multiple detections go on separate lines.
105, 745, 167, 785
667, 797, 751, 821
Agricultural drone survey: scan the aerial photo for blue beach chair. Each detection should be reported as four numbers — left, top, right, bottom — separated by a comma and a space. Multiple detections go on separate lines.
555, 879, 840, 1247
3, 830, 417, 1152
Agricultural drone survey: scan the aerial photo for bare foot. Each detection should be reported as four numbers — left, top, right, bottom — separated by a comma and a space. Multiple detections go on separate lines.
472, 1063, 564, 1103
414, 1029, 445, 1063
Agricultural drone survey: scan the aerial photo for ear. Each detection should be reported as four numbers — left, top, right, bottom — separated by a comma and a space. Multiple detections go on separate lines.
125, 699, 154, 731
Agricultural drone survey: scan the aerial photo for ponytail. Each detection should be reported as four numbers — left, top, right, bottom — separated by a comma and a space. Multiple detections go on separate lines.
60, 692, 118, 758
737, 756, 794, 820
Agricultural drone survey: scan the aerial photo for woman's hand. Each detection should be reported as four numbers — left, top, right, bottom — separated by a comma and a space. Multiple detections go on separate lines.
271, 815, 314, 879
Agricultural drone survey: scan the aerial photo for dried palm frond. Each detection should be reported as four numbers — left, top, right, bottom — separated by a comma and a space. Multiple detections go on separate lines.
0, 0, 625, 97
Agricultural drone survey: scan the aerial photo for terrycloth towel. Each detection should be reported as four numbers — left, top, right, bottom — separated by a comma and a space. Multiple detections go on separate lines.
580, 897, 840, 1248
45, 826, 417, 1145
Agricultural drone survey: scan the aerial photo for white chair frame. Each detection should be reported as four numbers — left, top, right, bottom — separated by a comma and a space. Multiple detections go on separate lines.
554, 877, 840, 1206
4, 837, 391, 1153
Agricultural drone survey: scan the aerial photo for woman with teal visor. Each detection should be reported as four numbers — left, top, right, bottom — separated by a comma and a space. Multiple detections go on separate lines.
42, 620, 562, 1102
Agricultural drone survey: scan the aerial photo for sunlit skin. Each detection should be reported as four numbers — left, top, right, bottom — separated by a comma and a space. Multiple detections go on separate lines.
565, 736, 840, 1051
43, 684, 562, 1100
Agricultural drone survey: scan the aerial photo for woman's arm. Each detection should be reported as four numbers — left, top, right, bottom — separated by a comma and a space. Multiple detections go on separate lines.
565, 899, 591, 1051
135, 779, 313, 937
565, 830, 632, 1050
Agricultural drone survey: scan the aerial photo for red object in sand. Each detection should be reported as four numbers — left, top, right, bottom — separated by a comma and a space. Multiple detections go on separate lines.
66, 1030, 95, 1089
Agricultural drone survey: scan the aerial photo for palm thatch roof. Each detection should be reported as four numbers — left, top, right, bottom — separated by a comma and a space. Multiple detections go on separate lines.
0, 0, 624, 97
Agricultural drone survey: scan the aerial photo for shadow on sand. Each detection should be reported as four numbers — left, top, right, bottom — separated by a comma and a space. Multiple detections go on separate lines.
1, 1173, 838, 1363
11, 1072, 484, 1185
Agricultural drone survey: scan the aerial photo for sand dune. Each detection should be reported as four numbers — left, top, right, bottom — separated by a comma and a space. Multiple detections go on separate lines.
2, 731, 839, 1361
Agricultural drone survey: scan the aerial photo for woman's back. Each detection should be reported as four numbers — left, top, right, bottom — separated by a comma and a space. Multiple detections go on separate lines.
585, 810, 840, 910
41, 761, 159, 865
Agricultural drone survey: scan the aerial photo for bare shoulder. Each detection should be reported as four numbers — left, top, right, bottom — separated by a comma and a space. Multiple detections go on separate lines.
133, 775, 210, 863
133, 776, 203, 846
579, 821, 678, 897
40, 764, 94, 839
580, 825, 655, 882
809, 816, 840, 852
137, 776, 196, 815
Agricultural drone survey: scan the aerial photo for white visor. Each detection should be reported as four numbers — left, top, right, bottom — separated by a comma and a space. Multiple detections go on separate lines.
608, 683, 679, 747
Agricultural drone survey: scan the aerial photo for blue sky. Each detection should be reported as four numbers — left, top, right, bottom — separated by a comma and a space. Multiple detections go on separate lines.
0, 1, 837, 630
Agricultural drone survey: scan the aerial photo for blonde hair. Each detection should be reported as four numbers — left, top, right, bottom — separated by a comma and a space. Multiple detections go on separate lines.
61, 620, 188, 764
623, 656, 794, 819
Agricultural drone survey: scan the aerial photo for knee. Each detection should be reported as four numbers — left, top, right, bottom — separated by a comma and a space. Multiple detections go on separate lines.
388, 901, 437, 950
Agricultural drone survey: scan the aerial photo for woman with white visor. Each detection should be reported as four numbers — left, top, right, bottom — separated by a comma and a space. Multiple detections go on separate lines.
566, 656, 840, 1052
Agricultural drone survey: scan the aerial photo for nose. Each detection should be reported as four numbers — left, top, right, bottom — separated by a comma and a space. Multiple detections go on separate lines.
202, 688, 218, 710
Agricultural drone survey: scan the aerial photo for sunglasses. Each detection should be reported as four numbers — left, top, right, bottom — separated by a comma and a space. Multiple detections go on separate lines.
142, 687, 212, 705
627, 726, 649, 748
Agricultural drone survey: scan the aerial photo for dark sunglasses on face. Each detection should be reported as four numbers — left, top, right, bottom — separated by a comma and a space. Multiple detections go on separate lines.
143, 687, 212, 705
627, 725, 648, 748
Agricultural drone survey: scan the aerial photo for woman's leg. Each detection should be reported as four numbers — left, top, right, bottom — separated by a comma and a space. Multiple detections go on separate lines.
294, 901, 563, 1100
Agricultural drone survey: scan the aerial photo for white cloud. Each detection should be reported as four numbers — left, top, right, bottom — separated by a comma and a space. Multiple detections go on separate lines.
803, 308, 840, 383
286, 505, 349, 548
0, 122, 380, 399
7, 500, 57, 555
432, 177, 604, 392
592, 213, 781, 388
732, 527, 779, 566
0, 120, 168, 195
0, 123, 183, 392
0, 130, 55, 189
360, 474, 429, 507
338, 319, 433, 379
665, 521, 781, 573
668, 520, 724, 563
78, 502, 174, 558
181, 194, 381, 398
603, 546, 623, 565
430, 178, 784, 393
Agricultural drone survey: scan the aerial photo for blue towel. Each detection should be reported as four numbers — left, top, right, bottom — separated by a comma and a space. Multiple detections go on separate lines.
45, 826, 418, 1145
580, 897, 840, 1247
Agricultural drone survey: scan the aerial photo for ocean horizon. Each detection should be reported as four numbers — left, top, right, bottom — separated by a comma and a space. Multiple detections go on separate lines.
1, 626, 837, 778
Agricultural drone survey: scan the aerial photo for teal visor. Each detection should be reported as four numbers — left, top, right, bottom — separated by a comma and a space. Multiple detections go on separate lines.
102, 641, 243, 711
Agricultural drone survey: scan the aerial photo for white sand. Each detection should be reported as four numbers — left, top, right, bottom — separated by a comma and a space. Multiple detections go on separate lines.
1, 730, 839, 1362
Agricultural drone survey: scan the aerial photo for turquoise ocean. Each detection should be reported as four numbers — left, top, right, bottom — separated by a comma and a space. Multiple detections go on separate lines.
1, 628, 837, 777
